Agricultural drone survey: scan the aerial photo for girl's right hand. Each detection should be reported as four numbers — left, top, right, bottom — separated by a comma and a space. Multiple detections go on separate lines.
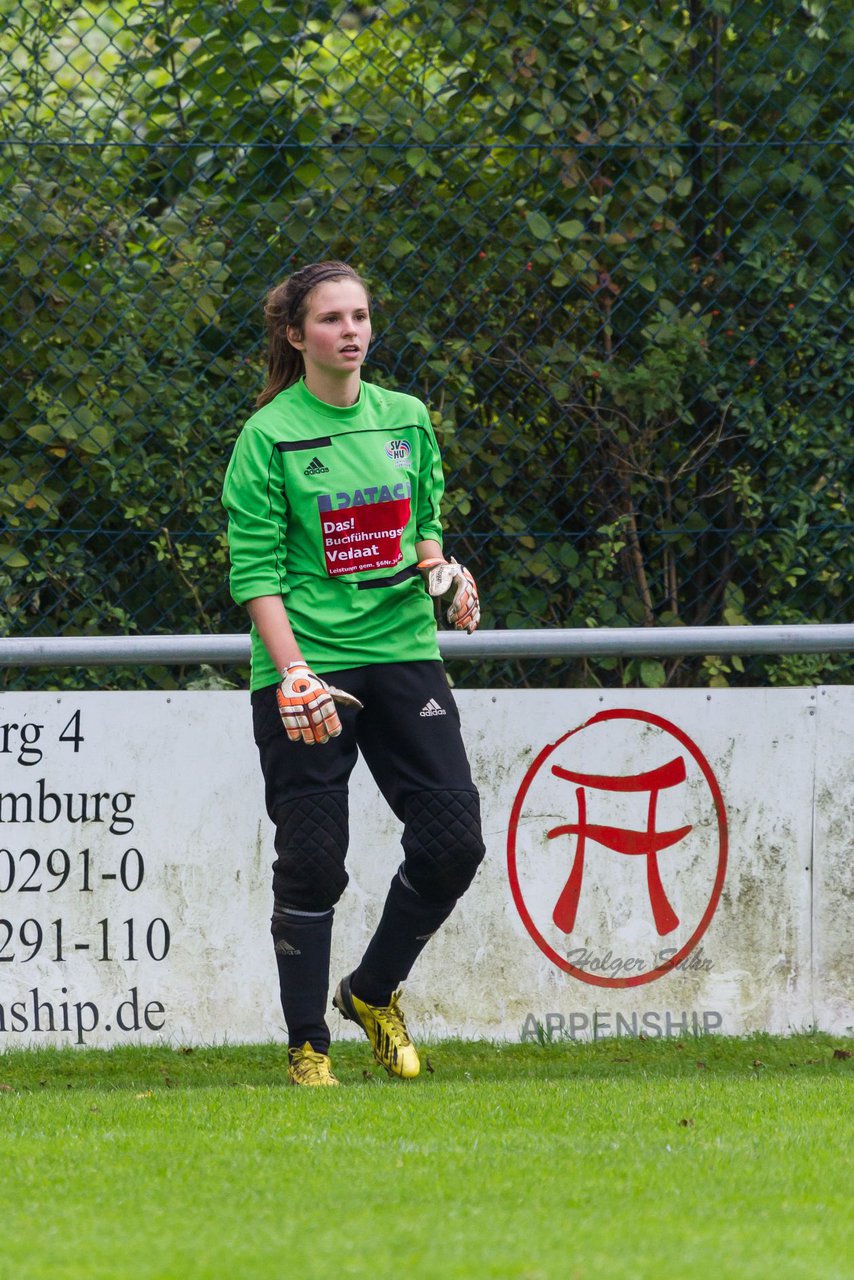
277, 663, 363, 745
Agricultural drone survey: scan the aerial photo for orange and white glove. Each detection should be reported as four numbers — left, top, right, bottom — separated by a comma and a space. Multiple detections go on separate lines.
417, 556, 480, 634
277, 662, 363, 745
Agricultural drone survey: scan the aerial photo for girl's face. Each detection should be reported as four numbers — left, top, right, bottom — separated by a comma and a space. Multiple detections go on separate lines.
288, 278, 372, 380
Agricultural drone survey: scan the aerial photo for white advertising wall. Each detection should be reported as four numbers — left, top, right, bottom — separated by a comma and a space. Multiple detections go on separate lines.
0, 687, 850, 1049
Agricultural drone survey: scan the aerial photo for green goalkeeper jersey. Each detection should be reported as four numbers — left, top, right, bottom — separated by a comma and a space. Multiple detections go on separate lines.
222, 378, 444, 689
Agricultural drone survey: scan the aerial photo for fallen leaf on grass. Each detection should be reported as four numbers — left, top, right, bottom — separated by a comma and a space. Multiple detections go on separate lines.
752, 1059, 764, 1068
832, 1048, 851, 1060
612, 1057, 631, 1063
0, 1083, 13, 1092
679, 1118, 694, 1127
696, 1061, 706, 1070
362, 1070, 376, 1082
425, 1057, 435, 1074
135, 1090, 153, 1099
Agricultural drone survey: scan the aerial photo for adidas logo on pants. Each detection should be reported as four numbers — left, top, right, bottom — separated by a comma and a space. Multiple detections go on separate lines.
419, 699, 446, 717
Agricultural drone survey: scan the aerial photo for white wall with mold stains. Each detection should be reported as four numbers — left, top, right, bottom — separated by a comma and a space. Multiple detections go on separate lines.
811, 686, 854, 1034
0, 687, 850, 1049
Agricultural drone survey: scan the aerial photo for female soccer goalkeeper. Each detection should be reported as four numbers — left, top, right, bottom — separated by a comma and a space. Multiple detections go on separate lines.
222, 260, 484, 1085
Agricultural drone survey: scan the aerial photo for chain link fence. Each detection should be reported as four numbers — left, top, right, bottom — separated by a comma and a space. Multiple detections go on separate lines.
1, 0, 851, 690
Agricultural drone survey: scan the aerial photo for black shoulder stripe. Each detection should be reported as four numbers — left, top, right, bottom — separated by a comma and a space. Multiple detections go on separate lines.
276, 437, 332, 452
275, 425, 427, 450
331, 424, 427, 438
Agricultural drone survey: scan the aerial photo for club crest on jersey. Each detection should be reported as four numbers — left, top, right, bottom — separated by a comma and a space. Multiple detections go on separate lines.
385, 439, 411, 468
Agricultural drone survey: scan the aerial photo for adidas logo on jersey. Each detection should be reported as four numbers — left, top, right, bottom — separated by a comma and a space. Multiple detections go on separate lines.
304, 456, 330, 476
419, 698, 447, 717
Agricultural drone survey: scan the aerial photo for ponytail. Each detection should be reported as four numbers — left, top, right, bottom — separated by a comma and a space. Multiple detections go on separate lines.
255, 260, 370, 408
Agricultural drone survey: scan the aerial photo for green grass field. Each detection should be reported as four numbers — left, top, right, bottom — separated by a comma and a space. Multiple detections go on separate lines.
0, 1034, 851, 1280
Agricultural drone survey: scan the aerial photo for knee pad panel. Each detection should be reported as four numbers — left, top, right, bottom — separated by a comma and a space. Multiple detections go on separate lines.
272, 791, 349, 911
401, 790, 485, 903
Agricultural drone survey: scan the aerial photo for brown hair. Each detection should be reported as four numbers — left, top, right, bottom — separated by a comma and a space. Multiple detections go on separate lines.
255, 260, 370, 408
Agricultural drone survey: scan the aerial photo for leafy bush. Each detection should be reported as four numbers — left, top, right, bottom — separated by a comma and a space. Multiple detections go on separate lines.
1, 0, 850, 689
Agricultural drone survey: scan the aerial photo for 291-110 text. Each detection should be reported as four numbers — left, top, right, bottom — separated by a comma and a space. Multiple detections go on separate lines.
0, 917, 171, 963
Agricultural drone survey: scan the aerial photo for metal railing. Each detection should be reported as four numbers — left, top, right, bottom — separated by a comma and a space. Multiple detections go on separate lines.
2, 625, 852, 669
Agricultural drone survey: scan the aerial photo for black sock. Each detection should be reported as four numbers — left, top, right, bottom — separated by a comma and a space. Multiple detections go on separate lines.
271, 905, 334, 1054
349, 869, 456, 1006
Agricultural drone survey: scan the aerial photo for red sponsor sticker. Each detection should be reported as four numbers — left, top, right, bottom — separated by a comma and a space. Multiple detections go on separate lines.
320, 497, 410, 576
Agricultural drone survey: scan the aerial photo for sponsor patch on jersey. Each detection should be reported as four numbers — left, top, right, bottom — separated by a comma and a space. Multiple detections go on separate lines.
317, 481, 411, 512
320, 495, 411, 577
385, 438, 412, 467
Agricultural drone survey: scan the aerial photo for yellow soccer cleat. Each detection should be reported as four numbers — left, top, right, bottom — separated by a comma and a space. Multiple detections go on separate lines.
333, 975, 420, 1079
287, 1042, 340, 1087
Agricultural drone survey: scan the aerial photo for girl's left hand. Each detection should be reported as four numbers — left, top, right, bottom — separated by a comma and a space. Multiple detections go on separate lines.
418, 557, 480, 634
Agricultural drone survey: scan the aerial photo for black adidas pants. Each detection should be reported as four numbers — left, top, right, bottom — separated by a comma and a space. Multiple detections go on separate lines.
251, 660, 485, 1052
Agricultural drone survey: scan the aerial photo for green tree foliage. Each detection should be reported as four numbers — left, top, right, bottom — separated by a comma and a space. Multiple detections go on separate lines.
1, 0, 851, 689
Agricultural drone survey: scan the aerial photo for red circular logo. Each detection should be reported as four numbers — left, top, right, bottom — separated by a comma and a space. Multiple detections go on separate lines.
507, 709, 727, 987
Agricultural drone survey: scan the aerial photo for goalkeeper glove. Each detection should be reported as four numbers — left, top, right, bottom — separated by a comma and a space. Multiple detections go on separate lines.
417, 556, 480, 634
277, 662, 363, 745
